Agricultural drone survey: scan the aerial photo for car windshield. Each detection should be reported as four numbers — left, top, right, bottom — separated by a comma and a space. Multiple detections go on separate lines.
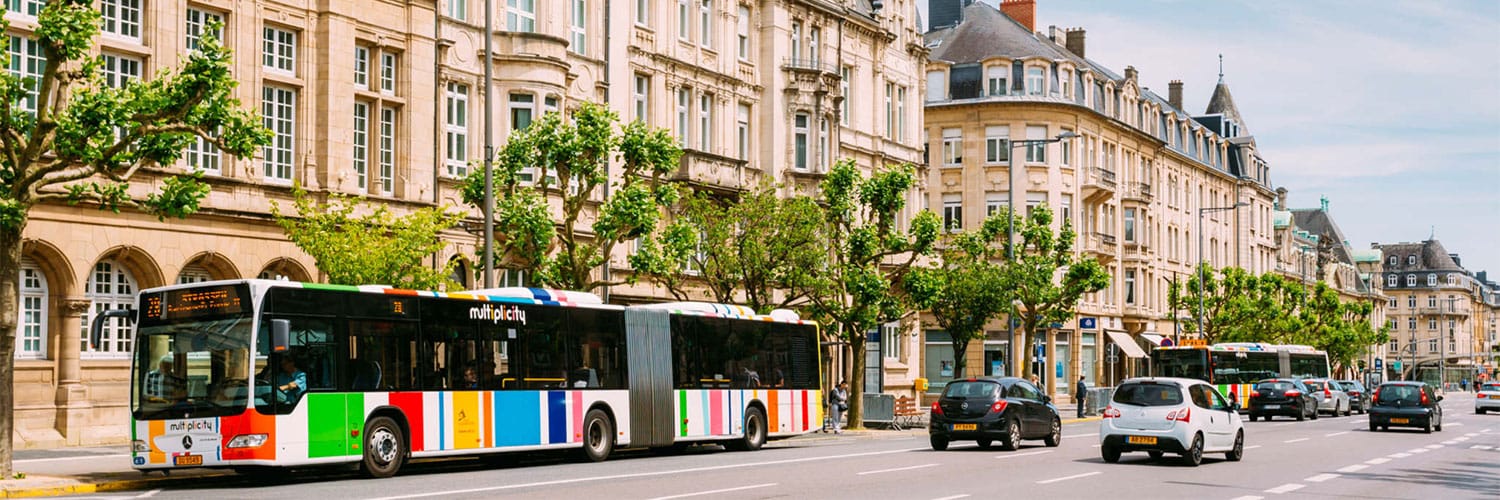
1112, 383, 1183, 407
1339, 381, 1363, 391
1256, 381, 1295, 392
1377, 385, 1423, 404
942, 381, 1000, 399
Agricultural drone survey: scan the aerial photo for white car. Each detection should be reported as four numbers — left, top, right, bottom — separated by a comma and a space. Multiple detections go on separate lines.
1101, 377, 1245, 467
1477, 382, 1500, 414
1303, 379, 1351, 416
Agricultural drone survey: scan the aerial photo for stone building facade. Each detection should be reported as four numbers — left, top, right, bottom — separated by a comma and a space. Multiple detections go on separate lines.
1376, 239, 1495, 384
10, 0, 931, 447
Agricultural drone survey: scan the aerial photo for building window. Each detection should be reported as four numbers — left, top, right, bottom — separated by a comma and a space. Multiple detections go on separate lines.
1388, 339, 1398, 353
101, 0, 142, 39
840, 66, 852, 125
1026, 192, 1047, 217
1408, 295, 1416, 308
261, 86, 296, 182
445, 82, 469, 178
896, 86, 907, 143
1125, 269, 1136, 304
737, 6, 750, 60
185, 8, 224, 52
1389, 297, 1398, 308
1408, 317, 1416, 330
9, 0, 43, 17
698, 93, 712, 151
818, 118, 829, 171
176, 265, 213, 284
882, 322, 904, 360
379, 107, 396, 194
7, 36, 43, 112
790, 21, 801, 60
1428, 295, 1437, 308
942, 194, 962, 232
1060, 69, 1072, 99
1407, 255, 1416, 265
446, 0, 467, 21
987, 66, 1007, 96
353, 102, 369, 190
636, 0, 649, 26
700, 0, 712, 48
678, 0, 690, 40
985, 192, 1006, 216
1025, 67, 1044, 95
736, 103, 750, 160
633, 74, 649, 123
809, 27, 820, 65
675, 88, 690, 147
793, 113, 809, 171
510, 93, 534, 132
262, 26, 296, 74
500, 269, 526, 288
1406, 274, 1415, 287
380, 52, 397, 94
984, 126, 1008, 164
926, 70, 944, 102
1124, 208, 1136, 242
1060, 129, 1073, 166
942, 128, 962, 166
15, 259, 46, 359
570, 0, 587, 55
354, 46, 369, 89
884, 82, 894, 139
1428, 338, 1437, 352
1427, 274, 1437, 286
1025, 125, 1047, 163
1387, 274, 1397, 288
101, 53, 140, 89
507, 0, 536, 32
1061, 193, 1072, 224
1446, 273, 1457, 286
1388, 256, 1396, 266
84, 261, 137, 358
1428, 318, 1437, 330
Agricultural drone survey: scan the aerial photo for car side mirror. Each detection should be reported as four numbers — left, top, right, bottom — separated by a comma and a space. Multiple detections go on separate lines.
1229, 400, 1240, 411
1042, 395, 1051, 404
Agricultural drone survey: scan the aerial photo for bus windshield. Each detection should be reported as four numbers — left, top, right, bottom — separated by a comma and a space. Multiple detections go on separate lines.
1154, 349, 1208, 381
131, 315, 253, 420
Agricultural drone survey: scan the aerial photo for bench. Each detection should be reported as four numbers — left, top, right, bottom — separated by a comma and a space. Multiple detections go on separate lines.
892, 395, 924, 430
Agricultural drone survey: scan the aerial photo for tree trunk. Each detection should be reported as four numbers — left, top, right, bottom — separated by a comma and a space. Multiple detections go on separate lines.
1017, 318, 1037, 382
951, 337, 969, 378
0, 224, 26, 478
846, 322, 866, 430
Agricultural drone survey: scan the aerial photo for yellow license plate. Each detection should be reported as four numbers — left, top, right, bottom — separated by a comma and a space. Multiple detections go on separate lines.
1390, 418, 1409, 424
1127, 436, 1157, 445
952, 423, 977, 431
174, 455, 202, 466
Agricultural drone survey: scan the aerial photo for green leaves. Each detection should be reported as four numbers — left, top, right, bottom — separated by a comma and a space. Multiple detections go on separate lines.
272, 187, 462, 291
995, 206, 1110, 378
142, 172, 210, 220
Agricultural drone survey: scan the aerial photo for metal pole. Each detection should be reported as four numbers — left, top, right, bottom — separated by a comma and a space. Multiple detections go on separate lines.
1007, 140, 1019, 377
1196, 209, 1204, 337
482, 0, 495, 289
1172, 272, 1180, 344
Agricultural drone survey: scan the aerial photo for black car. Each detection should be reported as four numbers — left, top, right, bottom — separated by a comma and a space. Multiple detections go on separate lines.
1247, 379, 1318, 422
1336, 380, 1371, 414
929, 377, 1061, 451
1368, 381, 1443, 433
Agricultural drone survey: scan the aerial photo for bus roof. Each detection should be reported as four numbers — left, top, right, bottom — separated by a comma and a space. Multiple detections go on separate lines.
1155, 342, 1325, 354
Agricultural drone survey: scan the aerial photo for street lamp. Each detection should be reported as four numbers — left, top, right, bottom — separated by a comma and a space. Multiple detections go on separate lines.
1196, 202, 1248, 337
1003, 130, 1077, 379
481, 0, 496, 288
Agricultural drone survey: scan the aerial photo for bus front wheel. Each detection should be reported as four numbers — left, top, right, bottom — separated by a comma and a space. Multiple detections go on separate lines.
362, 416, 405, 478
581, 409, 615, 462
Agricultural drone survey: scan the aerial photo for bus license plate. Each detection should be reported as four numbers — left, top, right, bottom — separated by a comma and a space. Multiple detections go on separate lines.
952, 423, 977, 431
174, 455, 202, 466
1127, 436, 1157, 445
1390, 418, 1409, 424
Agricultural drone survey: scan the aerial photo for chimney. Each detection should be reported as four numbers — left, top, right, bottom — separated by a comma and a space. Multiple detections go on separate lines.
1275, 187, 1287, 210
1048, 25, 1061, 42
1124, 66, 1138, 82
928, 0, 966, 30
1064, 27, 1086, 58
1000, 0, 1036, 32
1168, 80, 1184, 110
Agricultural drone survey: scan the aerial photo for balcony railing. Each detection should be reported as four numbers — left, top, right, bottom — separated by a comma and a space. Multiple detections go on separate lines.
1123, 182, 1153, 202
781, 57, 837, 74
1415, 306, 1472, 316
1085, 167, 1117, 189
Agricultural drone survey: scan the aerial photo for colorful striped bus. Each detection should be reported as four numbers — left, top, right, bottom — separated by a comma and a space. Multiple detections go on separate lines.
94, 280, 822, 478
1151, 343, 1330, 409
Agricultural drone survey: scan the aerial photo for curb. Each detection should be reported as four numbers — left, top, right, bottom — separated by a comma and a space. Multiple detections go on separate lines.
1064, 416, 1103, 424
1, 473, 232, 499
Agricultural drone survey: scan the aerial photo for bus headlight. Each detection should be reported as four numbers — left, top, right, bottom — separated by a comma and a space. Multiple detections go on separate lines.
132, 440, 150, 452
227, 434, 268, 449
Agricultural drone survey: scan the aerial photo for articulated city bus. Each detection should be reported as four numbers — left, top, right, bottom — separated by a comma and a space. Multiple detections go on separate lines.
93, 279, 822, 477
1151, 342, 1330, 409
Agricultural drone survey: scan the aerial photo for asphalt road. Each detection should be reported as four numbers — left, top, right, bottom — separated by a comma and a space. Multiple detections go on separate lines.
54, 393, 1500, 500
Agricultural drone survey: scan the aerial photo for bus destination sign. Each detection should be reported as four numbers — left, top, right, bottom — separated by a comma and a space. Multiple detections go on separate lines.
150, 285, 251, 320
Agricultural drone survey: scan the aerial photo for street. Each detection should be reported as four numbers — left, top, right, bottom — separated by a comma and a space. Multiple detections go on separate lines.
42, 393, 1498, 500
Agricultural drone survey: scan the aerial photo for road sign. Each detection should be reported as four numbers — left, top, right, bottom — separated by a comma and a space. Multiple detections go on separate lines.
1393, 360, 1402, 371
1375, 358, 1383, 370
1107, 354, 1119, 364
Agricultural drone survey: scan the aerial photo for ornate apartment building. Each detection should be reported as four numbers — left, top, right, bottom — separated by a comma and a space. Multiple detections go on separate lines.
918, 0, 1280, 402
10, 0, 931, 447
1376, 239, 1497, 384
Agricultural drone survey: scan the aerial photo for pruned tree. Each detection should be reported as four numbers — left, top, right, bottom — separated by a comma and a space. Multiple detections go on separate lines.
1001, 207, 1110, 381
0, 3, 269, 477
272, 187, 463, 290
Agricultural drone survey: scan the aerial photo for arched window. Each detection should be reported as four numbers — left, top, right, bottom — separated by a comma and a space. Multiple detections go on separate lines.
1386, 274, 1397, 288
16, 258, 47, 359
176, 264, 213, 284
449, 257, 469, 289
1426, 274, 1436, 286
1405, 274, 1415, 287
84, 260, 137, 358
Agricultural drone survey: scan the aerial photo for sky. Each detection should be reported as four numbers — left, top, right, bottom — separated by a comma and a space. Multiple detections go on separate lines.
916, 0, 1500, 276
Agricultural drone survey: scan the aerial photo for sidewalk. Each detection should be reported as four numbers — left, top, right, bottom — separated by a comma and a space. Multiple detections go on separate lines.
0, 448, 230, 498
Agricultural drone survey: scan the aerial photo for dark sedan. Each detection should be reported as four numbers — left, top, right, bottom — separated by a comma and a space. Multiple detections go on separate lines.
1337, 380, 1371, 414
1369, 381, 1443, 433
1247, 379, 1318, 421
929, 377, 1061, 451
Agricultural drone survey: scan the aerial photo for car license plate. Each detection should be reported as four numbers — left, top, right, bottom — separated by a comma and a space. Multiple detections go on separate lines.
952, 423, 977, 431
1264, 405, 1279, 409
1127, 436, 1157, 445
1390, 418, 1409, 424
173, 455, 202, 466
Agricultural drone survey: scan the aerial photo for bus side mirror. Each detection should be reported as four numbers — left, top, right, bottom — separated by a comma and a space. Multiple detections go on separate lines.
271, 319, 291, 353
89, 309, 135, 350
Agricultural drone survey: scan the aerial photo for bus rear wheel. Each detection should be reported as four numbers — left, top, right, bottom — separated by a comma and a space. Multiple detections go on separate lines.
362, 416, 405, 478
728, 406, 767, 451
581, 409, 615, 462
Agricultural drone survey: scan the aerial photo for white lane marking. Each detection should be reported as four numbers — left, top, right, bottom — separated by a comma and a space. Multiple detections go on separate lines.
1482, 428, 1492, 432
1388, 452, 1412, 458
1337, 464, 1369, 473
1324, 431, 1349, 437
1425, 444, 1443, 449
1455, 437, 1470, 441
1036, 471, 1102, 484
1465, 433, 1479, 437
1065, 433, 1098, 438
648, 483, 777, 500
1273, 422, 1299, 427
1442, 440, 1459, 445
1447, 422, 1464, 427
858, 463, 939, 475
1471, 445, 1494, 450
12, 453, 131, 463
1264, 483, 1305, 494
1244, 445, 1263, 450
1230, 496, 1265, 500
1283, 438, 1309, 443
367, 446, 930, 500
931, 495, 970, 500
1304, 473, 1340, 483
1366, 458, 1391, 464
1409, 448, 1429, 454
995, 450, 1054, 459
1090, 444, 1101, 448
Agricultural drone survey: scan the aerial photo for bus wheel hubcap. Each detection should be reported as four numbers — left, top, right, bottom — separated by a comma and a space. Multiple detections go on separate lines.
372, 429, 398, 464
589, 421, 604, 451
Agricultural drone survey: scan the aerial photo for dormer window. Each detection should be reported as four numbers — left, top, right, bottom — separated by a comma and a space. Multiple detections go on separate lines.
1025, 66, 1044, 96
1447, 274, 1458, 286
1388, 256, 1396, 266
1427, 274, 1437, 286
1407, 255, 1416, 265
1387, 274, 1397, 287
1406, 274, 1415, 287
987, 66, 1007, 96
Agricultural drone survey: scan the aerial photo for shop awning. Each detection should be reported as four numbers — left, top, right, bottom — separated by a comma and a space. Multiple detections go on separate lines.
1106, 330, 1147, 358
1141, 333, 1166, 347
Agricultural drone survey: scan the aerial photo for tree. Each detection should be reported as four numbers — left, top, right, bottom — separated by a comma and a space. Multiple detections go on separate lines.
637, 183, 825, 313
0, 4, 269, 477
1166, 264, 1261, 344
461, 102, 681, 292
802, 160, 940, 428
272, 187, 463, 290
1294, 283, 1389, 376
1001, 207, 1110, 381
906, 211, 1013, 378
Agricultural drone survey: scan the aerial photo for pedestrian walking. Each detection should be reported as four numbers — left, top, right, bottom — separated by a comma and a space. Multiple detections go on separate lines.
828, 380, 849, 434
1075, 376, 1087, 419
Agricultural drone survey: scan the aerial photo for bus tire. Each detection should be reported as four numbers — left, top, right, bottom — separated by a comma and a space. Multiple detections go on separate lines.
362, 416, 405, 478
728, 406, 767, 452
581, 409, 615, 462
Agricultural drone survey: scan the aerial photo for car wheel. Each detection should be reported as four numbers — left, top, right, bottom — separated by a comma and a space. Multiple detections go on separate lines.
362, 416, 406, 478
1343, 402, 1351, 417
1478, 408, 1486, 415
1225, 430, 1244, 462
929, 434, 949, 451
1435, 414, 1442, 432
1248, 414, 1257, 422
1043, 419, 1061, 447
1311, 406, 1319, 420
1000, 418, 1022, 451
1147, 450, 1164, 460
1181, 433, 1203, 467
580, 408, 617, 461
977, 439, 993, 449
1101, 444, 1121, 463
1296, 409, 1305, 422
1369, 421, 1378, 432
1423, 419, 1433, 434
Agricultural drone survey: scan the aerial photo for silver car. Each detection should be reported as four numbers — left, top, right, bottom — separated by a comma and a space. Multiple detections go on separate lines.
1303, 379, 1351, 417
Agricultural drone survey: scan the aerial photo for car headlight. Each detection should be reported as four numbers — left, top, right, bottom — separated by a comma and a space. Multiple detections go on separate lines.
132, 440, 150, 452
227, 434, 268, 449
